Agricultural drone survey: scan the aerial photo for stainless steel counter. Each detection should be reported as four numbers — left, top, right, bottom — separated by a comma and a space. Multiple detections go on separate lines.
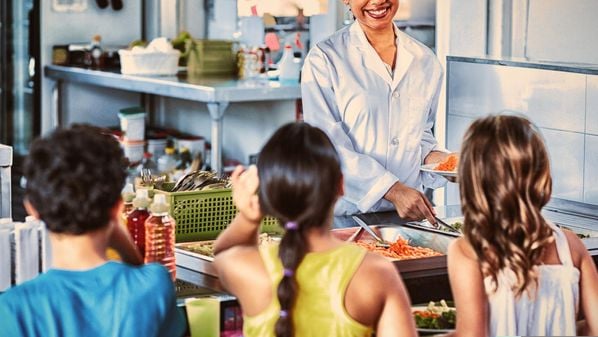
0, 144, 12, 218
44, 65, 302, 174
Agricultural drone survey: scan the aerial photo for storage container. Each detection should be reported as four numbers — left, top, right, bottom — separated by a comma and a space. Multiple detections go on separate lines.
186, 40, 235, 76
118, 107, 146, 141
154, 184, 281, 242
121, 140, 145, 164
118, 49, 180, 76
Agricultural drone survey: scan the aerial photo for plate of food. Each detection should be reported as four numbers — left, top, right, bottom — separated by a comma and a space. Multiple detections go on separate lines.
412, 300, 456, 334
421, 155, 458, 178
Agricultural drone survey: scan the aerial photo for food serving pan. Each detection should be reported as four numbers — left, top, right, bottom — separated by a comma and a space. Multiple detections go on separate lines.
331, 224, 455, 278
176, 224, 457, 279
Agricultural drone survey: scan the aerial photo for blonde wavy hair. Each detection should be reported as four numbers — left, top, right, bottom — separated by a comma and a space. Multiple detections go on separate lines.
459, 114, 554, 297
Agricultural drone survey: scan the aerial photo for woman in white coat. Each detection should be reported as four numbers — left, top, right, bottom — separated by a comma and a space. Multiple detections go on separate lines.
301, 0, 453, 222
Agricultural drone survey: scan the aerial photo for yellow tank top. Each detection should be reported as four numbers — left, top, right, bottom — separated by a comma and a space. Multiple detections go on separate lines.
243, 243, 373, 337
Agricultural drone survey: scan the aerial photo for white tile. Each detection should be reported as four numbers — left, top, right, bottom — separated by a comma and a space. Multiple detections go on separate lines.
445, 115, 475, 205
587, 76, 598, 136
446, 115, 475, 153
542, 128, 584, 202
448, 62, 586, 133
585, 135, 598, 204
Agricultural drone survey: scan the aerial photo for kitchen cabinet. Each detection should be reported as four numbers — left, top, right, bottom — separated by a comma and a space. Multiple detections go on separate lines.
44, 65, 301, 174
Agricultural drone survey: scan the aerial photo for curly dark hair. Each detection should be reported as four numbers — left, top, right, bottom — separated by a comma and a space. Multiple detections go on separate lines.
24, 124, 128, 234
257, 122, 342, 337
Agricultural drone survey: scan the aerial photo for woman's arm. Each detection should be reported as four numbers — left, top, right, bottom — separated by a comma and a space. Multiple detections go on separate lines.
213, 165, 262, 255
447, 238, 488, 337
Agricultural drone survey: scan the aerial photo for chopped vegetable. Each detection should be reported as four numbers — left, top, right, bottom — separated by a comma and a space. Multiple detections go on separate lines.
434, 155, 458, 172
355, 238, 443, 260
413, 300, 456, 330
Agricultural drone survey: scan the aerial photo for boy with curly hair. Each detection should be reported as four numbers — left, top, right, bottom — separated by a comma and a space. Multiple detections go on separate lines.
0, 124, 186, 337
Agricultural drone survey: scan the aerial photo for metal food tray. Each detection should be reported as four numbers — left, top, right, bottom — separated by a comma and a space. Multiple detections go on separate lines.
176, 224, 457, 279
331, 224, 456, 278
176, 241, 217, 277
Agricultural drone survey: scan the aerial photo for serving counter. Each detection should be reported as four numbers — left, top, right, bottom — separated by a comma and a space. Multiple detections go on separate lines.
175, 203, 598, 305
176, 206, 461, 304
44, 65, 302, 174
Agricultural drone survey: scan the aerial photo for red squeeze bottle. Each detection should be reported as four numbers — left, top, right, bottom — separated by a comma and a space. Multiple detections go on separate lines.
127, 189, 151, 257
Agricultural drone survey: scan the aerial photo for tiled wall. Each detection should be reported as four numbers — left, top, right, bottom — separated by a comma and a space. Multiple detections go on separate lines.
446, 60, 598, 206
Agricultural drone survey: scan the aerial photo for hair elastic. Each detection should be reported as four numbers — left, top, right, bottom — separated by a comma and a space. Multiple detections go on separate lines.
283, 268, 294, 278
285, 221, 298, 230
280, 310, 289, 318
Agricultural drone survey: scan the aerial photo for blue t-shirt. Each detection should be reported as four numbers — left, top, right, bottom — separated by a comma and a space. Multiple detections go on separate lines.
0, 261, 186, 337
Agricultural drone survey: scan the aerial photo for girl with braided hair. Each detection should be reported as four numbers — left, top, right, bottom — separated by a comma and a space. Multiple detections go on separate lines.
447, 115, 598, 337
214, 122, 417, 337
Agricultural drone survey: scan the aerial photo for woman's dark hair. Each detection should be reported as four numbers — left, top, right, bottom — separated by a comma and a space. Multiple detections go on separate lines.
459, 114, 553, 297
257, 122, 342, 337
24, 124, 128, 234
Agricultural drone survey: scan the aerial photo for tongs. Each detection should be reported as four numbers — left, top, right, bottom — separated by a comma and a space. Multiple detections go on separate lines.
434, 216, 461, 234
352, 216, 390, 248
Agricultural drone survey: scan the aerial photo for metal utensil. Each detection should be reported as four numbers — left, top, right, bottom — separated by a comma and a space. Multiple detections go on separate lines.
352, 216, 390, 248
345, 226, 364, 243
434, 216, 461, 234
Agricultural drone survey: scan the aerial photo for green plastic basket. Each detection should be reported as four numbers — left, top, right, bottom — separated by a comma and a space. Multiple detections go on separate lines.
154, 184, 281, 242
186, 39, 236, 76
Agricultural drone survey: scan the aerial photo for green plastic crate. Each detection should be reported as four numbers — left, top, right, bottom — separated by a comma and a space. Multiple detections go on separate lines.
186, 39, 236, 76
154, 185, 281, 242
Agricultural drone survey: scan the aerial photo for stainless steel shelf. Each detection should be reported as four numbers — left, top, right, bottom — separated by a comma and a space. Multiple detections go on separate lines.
44, 65, 302, 174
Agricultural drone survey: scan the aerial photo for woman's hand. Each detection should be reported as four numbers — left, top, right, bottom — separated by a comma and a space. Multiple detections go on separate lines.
384, 181, 436, 224
231, 165, 262, 224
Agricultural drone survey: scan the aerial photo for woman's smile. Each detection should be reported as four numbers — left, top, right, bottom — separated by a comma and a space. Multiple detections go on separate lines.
363, 5, 391, 19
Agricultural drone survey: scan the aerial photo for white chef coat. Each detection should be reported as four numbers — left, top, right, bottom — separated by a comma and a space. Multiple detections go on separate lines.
301, 22, 446, 215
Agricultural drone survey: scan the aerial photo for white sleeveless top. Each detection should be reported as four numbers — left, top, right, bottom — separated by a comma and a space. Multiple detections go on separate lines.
485, 222, 580, 337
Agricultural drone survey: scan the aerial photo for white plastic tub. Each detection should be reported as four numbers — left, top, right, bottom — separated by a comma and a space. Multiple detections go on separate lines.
118, 111, 146, 141
121, 140, 145, 164
118, 49, 180, 76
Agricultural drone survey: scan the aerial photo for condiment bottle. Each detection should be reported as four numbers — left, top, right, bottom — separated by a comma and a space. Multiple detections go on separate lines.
157, 146, 178, 179
121, 183, 136, 224
88, 34, 104, 68
127, 189, 151, 257
144, 193, 176, 281
106, 183, 135, 260
278, 43, 300, 83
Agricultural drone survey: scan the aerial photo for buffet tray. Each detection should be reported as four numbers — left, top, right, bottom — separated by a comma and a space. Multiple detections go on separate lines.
175, 224, 457, 279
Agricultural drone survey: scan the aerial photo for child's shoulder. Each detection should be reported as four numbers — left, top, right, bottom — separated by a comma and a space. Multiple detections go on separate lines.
560, 228, 588, 268
448, 237, 478, 260
359, 251, 398, 279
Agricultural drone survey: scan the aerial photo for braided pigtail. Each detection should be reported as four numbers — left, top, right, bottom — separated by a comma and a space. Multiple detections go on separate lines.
274, 221, 308, 337
256, 122, 343, 337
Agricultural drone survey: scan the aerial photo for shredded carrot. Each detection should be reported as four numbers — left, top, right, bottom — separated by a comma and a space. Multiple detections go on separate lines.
413, 311, 440, 319
434, 155, 458, 172
355, 238, 443, 260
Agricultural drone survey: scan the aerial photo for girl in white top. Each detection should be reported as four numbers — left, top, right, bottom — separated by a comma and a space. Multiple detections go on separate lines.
447, 115, 598, 337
